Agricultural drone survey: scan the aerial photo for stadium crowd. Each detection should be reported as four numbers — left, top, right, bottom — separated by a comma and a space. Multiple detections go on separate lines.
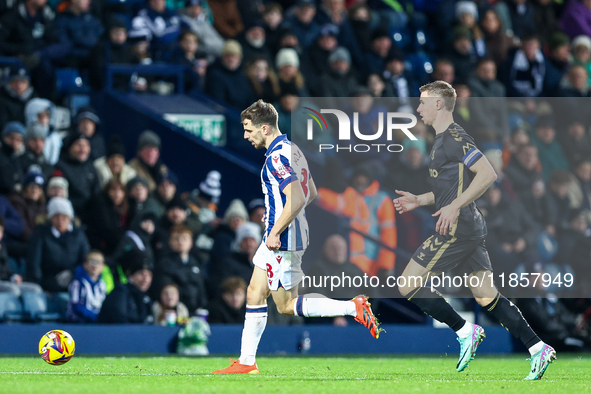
0, 0, 591, 351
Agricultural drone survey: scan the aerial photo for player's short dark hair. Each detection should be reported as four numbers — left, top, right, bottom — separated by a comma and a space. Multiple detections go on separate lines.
221, 276, 247, 294
419, 81, 457, 112
241, 100, 279, 130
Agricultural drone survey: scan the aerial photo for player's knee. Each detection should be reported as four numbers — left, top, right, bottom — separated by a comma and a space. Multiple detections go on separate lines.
275, 300, 294, 315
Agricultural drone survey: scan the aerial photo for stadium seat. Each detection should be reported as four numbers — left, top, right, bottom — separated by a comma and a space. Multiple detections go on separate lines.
56, 68, 84, 96
0, 293, 24, 322
48, 293, 70, 320
22, 293, 61, 322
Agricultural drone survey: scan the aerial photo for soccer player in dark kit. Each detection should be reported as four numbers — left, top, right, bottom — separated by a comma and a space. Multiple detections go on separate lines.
393, 81, 556, 380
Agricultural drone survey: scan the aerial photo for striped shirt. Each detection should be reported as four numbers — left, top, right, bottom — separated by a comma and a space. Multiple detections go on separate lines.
261, 135, 311, 251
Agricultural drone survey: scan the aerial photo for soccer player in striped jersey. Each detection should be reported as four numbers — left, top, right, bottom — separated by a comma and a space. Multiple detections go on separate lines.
394, 81, 555, 380
213, 100, 382, 375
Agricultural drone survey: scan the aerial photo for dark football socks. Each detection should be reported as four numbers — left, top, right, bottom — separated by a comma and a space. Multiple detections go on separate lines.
484, 293, 541, 348
408, 287, 466, 332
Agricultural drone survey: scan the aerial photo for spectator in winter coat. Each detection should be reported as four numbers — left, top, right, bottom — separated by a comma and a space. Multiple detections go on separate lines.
72, 106, 105, 161
7, 171, 46, 259
206, 40, 255, 110
507, 0, 537, 39
46, 176, 69, 199
544, 33, 571, 96
26, 197, 90, 293
502, 35, 547, 97
169, 30, 209, 93
66, 250, 107, 322
384, 138, 431, 197
98, 248, 154, 324
530, 116, 569, 183
480, 9, 514, 67
18, 123, 54, 180
55, 0, 104, 68
178, 0, 224, 58
94, 135, 137, 188
152, 282, 190, 325
211, 222, 260, 294
320, 47, 359, 99
300, 23, 339, 97
55, 132, 101, 219
276, 48, 308, 97
238, 20, 273, 65
129, 0, 181, 59
144, 170, 179, 219
208, 276, 246, 324
245, 57, 281, 104
24, 98, 62, 166
0, 195, 24, 245
128, 130, 169, 193
153, 195, 191, 259
0, 215, 43, 296
0, 66, 37, 127
127, 177, 152, 223
208, 199, 248, 271
505, 144, 544, 202
0, 122, 25, 195
154, 224, 207, 314
86, 180, 130, 256
282, 0, 322, 49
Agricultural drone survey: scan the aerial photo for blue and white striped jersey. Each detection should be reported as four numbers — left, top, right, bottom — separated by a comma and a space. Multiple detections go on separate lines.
261, 135, 311, 251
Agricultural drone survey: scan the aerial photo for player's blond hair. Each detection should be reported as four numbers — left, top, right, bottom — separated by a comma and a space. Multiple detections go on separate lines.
419, 81, 457, 112
241, 100, 279, 130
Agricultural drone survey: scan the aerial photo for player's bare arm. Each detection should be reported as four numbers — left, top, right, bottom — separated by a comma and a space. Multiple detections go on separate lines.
433, 157, 497, 236
266, 181, 306, 251
393, 190, 435, 214
306, 177, 318, 206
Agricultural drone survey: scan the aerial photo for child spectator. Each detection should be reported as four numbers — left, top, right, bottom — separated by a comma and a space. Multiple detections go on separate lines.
47, 176, 69, 199
0, 215, 43, 296
67, 250, 107, 322
152, 282, 190, 325
208, 276, 246, 324
154, 224, 207, 314
127, 177, 152, 221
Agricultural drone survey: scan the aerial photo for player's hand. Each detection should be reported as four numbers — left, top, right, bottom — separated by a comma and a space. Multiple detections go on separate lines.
432, 203, 460, 236
393, 190, 419, 214
266, 232, 281, 251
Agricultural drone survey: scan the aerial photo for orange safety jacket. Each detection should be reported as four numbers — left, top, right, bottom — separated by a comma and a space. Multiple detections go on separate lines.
317, 181, 397, 277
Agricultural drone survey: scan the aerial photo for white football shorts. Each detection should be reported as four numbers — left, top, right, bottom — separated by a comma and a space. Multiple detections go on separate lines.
252, 241, 305, 291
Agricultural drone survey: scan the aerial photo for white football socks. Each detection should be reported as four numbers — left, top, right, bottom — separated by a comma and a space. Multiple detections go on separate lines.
294, 294, 357, 317
528, 341, 544, 356
238, 304, 268, 366
456, 321, 474, 338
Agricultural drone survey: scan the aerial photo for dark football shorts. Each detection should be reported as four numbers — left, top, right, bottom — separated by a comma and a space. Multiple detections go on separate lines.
411, 233, 493, 274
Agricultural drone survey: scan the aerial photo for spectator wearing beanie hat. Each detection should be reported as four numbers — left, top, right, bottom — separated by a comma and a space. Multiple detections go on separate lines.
127, 176, 152, 222
206, 39, 256, 110
199, 170, 222, 205
55, 132, 101, 220
572, 35, 591, 84
74, 106, 105, 161
0, 66, 37, 127
320, 46, 359, 99
153, 194, 191, 260
300, 23, 339, 96
276, 48, 307, 96
212, 222, 262, 292
144, 170, 180, 219
47, 176, 69, 199
18, 122, 54, 181
209, 199, 248, 270
128, 130, 169, 193
99, 248, 154, 324
8, 171, 47, 258
0, 121, 26, 194
26, 196, 90, 293
95, 135, 138, 188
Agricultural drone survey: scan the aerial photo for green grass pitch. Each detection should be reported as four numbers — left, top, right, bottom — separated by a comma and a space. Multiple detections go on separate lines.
1, 355, 590, 394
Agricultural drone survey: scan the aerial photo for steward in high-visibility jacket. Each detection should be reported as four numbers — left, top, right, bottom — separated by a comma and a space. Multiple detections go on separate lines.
317, 179, 397, 277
